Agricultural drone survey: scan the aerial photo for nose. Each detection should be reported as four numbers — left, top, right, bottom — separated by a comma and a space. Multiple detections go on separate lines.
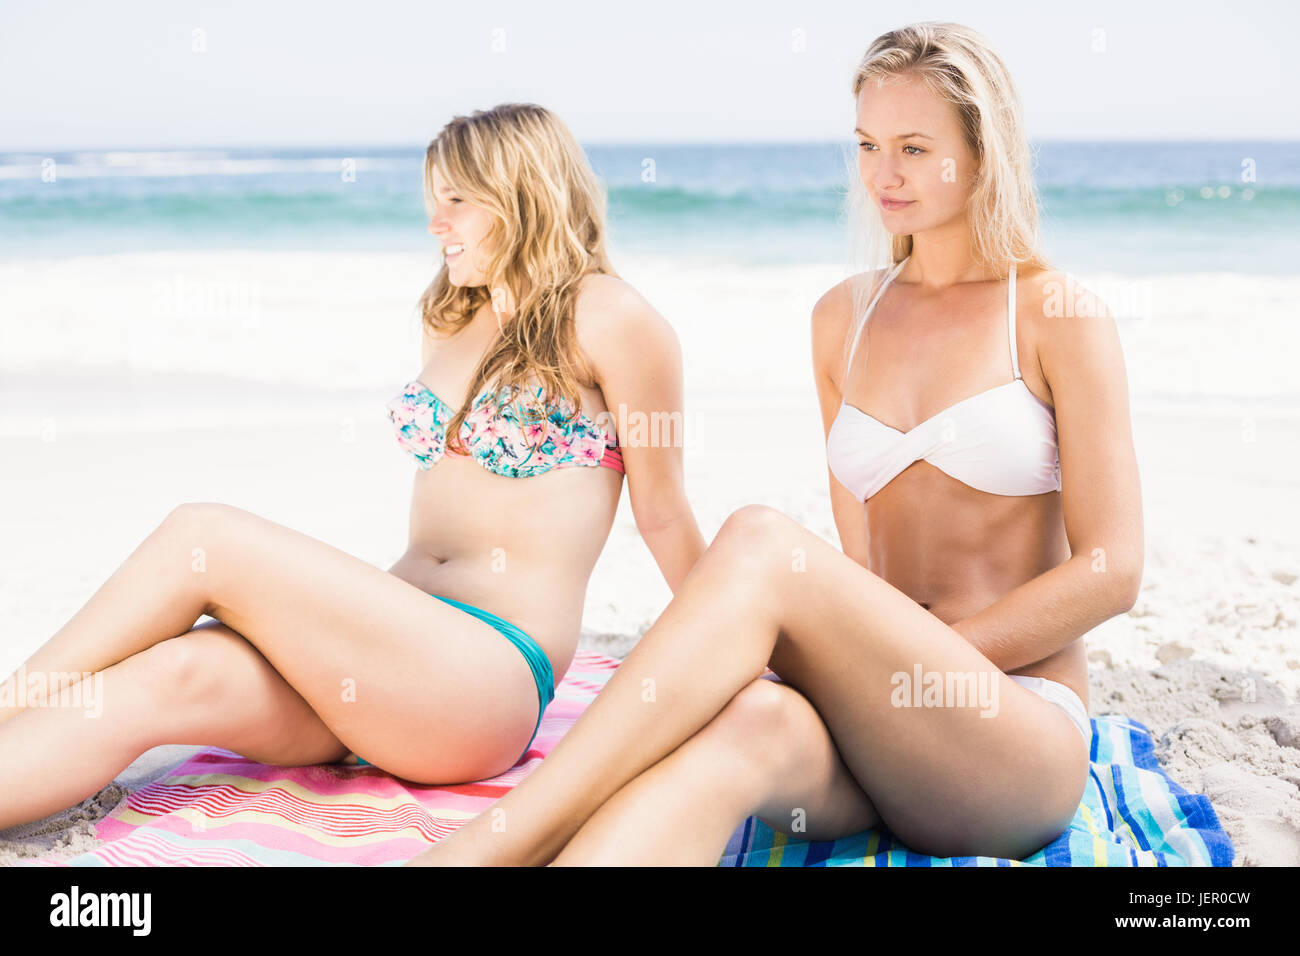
429, 201, 455, 235
873, 160, 903, 194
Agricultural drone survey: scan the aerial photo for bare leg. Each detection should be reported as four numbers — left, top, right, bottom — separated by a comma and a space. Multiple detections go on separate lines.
410, 505, 1088, 865
3, 501, 544, 785
0, 622, 351, 831
1, 505, 212, 727
550, 679, 878, 866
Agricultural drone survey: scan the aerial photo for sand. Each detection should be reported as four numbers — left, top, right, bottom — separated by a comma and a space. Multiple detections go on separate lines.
1, 247, 1296, 866
1, 387, 1296, 867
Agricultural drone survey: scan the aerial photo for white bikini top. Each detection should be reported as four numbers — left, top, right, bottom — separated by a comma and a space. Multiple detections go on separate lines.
826, 256, 1061, 502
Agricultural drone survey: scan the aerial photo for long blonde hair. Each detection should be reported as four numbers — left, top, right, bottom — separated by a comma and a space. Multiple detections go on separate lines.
417, 103, 619, 453
842, 22, 1053, 379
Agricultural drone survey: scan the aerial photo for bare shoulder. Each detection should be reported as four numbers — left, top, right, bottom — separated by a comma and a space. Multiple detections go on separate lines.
1018, 266, 1114, 314
1016, 266, 1122, 385
811, 269, 886, 384
572, 272, 680, 384
1016, 267, 1117, 341
811, 275, 852, 334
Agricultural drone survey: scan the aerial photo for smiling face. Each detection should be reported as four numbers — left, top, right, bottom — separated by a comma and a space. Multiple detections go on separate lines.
427, 164, 498, 288
854, 72, 978, 236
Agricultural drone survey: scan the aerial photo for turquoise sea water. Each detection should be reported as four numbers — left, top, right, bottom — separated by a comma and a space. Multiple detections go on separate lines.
0, 141, 1296, 274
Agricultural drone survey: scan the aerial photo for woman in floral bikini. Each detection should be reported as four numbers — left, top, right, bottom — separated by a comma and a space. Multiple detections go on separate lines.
0, 103, 706, 830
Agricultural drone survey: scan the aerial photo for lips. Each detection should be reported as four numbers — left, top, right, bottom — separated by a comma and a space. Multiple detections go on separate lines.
443, 242, 465, 258
880, 198, 913, 210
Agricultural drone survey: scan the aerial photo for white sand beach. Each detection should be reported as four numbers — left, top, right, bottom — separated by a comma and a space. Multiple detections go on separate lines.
1, 252, 1297, 865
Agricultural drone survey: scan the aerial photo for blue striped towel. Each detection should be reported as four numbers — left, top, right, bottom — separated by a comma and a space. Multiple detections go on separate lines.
720, 714, 1234, 866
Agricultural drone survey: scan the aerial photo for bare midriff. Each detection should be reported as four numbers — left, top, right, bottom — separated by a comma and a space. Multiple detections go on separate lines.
862, 461, 1087, 710
385, 386, 622, 683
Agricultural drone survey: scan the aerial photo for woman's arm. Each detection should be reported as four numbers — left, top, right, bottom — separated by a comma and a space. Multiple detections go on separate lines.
576, 275, 706, 594
952, 273, 1144, 672
811, 276, 872, 566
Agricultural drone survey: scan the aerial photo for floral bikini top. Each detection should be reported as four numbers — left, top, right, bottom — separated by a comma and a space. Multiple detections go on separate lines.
386, 379, 625, 479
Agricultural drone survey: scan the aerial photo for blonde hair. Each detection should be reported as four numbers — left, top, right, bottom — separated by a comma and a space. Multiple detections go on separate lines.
842, 22, 1053, 379
417, 103, 619, 453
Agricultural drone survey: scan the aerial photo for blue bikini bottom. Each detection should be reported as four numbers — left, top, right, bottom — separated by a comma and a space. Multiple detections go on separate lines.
352, 593, 556, 769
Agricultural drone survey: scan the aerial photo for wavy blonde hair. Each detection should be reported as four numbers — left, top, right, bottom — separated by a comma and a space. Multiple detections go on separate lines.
417, 103, 619, 453
842, 22, 1054, 378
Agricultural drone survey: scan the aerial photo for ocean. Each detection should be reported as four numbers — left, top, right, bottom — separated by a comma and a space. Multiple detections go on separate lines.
1, 141, 1296, 272
0, 140, 1297, 436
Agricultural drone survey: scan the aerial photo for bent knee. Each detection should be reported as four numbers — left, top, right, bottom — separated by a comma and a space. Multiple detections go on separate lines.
130, 630, 232, 709
704, 678, 801, 758
163, 501, 247, 537
701, 506, 798, 586
717, 504, 789, 541
164, 500, 217, 525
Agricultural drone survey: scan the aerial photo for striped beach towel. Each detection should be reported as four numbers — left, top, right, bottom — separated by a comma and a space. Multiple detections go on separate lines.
28, 651, 621, 867
28, 651, 1231, 866
721, 714, 1234, 866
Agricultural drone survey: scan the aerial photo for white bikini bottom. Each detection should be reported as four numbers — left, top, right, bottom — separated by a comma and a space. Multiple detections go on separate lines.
1007, 674, 1092, 749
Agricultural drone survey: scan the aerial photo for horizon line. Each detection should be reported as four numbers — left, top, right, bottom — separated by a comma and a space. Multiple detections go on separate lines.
4, 135, 1299, 155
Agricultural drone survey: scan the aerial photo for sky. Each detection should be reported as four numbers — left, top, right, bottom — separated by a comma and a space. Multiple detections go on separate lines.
2, 0, 1296, 150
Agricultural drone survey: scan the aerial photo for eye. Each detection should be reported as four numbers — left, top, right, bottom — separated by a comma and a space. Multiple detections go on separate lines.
903, 145, 925, 156
857, 141, 876, 151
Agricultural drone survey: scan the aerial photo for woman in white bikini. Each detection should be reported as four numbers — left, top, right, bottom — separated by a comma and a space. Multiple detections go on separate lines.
0, 103, 706, 830
409, 22, 1143, 866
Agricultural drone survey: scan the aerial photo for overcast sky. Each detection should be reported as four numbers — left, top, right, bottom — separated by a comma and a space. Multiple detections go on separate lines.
2, 0, 1295, 150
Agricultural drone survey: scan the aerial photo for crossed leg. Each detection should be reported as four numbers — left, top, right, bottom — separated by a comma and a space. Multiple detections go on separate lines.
411, 504, 1089, 866
0, 620, 357, 830
551, 678, 880, 865
0, 502, 544, 830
